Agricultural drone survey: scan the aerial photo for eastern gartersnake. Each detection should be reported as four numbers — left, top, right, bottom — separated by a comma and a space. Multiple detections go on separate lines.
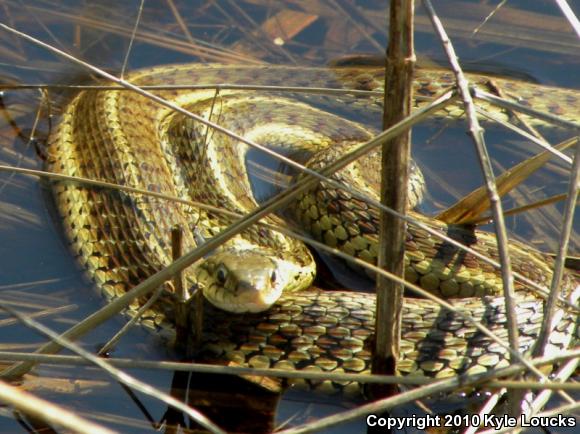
47, 64, 579, 395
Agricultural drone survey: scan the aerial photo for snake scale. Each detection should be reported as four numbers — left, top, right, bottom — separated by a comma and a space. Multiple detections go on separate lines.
47, 64, 579, 397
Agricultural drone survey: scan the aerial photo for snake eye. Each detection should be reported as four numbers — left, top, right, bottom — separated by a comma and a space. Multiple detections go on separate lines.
216, 265, 228, 285
270, 270, 277, 284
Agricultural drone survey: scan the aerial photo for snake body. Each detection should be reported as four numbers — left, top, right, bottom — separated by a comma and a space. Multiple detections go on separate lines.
47, 64, 579, 396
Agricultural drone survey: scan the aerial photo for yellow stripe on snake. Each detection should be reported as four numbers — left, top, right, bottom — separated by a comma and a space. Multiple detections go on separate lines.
47, 64, 579, 396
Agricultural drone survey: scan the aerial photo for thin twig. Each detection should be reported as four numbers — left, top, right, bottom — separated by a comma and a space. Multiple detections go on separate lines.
326, 0, 383, 51
534, 140, 580, 353
0, 351, 428, 386
422, 0, 522, 414
16, 0, 69, 53
0, 304, 76, 328
555, 0, 580, 38
475, 107, 573, 164
474, 89, 580, 131
469, 191, 579, 225
487, 380, 580, 391
165, 0, 197, 46
0, 82, 384, 96
472, 0, 508, 35
1, 348, 579, 391
97, 288, 164, 357
0, 87, 44, 196
120, 0, 144, 78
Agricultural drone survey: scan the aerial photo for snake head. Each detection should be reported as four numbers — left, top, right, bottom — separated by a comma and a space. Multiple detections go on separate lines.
196, 248, 282, 313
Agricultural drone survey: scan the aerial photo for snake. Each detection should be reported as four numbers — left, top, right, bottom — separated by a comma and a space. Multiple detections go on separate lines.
47, 64, 579, 397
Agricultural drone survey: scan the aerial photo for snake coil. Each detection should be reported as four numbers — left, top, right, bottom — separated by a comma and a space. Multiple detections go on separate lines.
48, 64, 579, 396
